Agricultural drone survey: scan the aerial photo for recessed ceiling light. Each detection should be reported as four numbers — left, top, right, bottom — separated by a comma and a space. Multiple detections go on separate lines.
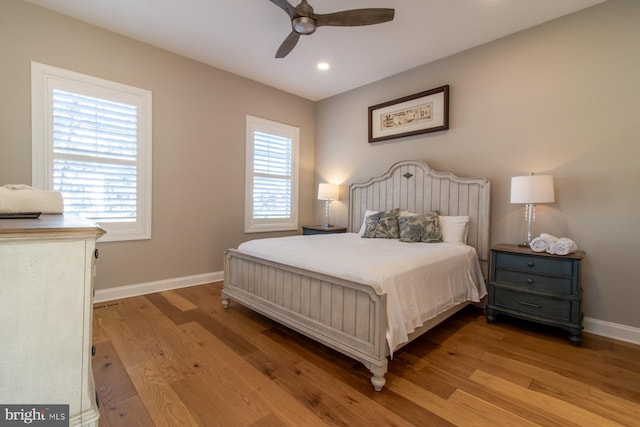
317, 62, 330, 71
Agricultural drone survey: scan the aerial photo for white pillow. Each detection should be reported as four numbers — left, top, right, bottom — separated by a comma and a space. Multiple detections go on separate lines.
439, 215, 470, 244
358, 210, 380, 236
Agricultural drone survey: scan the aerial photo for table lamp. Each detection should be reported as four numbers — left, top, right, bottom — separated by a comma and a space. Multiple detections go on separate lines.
317, 183, 339, 227
510, 173, 555, 247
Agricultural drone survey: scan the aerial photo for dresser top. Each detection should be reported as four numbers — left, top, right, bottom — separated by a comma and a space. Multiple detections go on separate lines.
491, 243, 585, 260
0, 214, 105, 239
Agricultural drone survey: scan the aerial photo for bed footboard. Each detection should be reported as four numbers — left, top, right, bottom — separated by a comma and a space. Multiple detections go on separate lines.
223, 249, 389, 391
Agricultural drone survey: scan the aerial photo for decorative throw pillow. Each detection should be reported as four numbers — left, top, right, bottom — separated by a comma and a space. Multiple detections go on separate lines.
398, 212, 442, 243
361, 209, 399, 238
358, 210, 380, 236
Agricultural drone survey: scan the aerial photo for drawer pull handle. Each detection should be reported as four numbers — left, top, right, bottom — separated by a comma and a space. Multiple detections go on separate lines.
517, 300, 541, 308
527, 261, 534, 268
527, 278, 534, 285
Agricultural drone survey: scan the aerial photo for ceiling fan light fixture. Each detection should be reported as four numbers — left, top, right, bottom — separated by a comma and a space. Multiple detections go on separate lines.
292, 17, 316, 34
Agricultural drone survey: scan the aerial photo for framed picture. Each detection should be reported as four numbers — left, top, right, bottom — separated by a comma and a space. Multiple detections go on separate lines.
368, 85, 449, 143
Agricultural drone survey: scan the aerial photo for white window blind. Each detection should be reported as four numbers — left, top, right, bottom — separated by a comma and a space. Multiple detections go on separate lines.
31, 62, 152, 242
53, 90, 138, 222
252, 131, 292, 219
245, 116, 299, 232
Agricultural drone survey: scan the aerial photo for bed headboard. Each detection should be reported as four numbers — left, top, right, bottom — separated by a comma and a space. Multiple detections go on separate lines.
349, 160, 491, 262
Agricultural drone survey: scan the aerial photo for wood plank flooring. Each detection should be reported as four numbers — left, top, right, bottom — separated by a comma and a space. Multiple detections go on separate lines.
92, 282, 640, 426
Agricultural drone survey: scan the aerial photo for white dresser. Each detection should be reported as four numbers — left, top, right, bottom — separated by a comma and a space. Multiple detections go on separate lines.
0, 215, 105, 427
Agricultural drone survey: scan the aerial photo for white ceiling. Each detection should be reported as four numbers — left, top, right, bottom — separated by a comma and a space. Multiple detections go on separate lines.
24, 0, 606, 101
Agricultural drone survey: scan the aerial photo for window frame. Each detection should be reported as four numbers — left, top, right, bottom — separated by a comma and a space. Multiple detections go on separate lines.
31, 62, 152, 242
245, 115, 299, 233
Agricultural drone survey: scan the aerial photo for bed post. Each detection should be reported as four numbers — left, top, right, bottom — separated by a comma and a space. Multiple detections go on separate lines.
222, 251, 231, 308
368, 362, 388, 392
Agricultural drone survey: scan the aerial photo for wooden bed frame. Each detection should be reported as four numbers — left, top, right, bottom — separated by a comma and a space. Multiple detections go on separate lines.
222, 160, 490, 391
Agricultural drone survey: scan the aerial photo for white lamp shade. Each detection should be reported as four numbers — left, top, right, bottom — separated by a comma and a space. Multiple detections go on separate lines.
510, 174, 555, 204
318, 183, 339, 201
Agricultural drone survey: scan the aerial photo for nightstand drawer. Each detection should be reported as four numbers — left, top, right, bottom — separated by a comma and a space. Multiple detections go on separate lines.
495, 252, 573, 276
493, 288, 571, 322
494, 269, 573, 295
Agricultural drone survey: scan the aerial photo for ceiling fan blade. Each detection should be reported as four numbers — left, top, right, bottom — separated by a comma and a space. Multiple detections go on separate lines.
275, 31, 301, 58
269, 0, 296, 19
315, 9, 395, 27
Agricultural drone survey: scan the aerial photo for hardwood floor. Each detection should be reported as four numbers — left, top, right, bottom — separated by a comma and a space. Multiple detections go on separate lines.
92, 282, 640, 426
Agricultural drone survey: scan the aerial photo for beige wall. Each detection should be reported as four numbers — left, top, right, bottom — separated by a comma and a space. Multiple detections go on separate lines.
316, 0, 640, 328
0, 1, 316, 290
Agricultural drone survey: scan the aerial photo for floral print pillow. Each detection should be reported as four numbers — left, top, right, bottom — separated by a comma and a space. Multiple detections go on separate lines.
398, 212, 442, 243
361, 209, 399, 239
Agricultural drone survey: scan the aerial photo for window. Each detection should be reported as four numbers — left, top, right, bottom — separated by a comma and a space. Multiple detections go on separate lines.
31, 62, 152, 242
245, 115, 299, 233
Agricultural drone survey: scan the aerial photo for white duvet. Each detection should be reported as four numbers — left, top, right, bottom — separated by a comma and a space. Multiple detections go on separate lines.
237, 233, 487, 352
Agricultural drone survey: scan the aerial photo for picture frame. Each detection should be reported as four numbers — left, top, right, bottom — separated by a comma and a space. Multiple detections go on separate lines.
368, 85, 449, 143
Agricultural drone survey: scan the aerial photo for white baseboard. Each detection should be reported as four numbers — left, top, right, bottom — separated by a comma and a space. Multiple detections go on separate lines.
584, 317, 640, 346
94, 271, 223, 303
94, 274, 640, 346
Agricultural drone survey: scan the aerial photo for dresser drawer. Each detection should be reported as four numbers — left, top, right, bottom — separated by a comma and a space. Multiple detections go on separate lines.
494, 269, 573, 295
493, 288, 571, 322
495, 252, 573, 276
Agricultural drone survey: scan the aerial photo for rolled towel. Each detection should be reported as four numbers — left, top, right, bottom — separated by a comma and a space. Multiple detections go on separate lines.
0, 184, 64, 214
548, 238, 578, 256
529, 237, 549, 252
530, 233, 558, 253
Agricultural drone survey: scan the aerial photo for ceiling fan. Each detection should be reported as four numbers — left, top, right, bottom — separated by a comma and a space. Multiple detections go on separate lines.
269, 0, 395, 58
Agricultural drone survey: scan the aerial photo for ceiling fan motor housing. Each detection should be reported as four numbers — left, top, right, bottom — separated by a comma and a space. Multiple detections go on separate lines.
292, 16, 316, 34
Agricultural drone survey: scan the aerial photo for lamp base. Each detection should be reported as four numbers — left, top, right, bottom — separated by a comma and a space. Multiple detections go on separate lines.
519, 203, 535, 249
322, 200, 333, 229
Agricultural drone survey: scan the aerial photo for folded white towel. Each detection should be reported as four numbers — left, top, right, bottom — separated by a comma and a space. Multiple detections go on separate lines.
530, 233, 559, 253
0, 185, 64, 214
548, 238, 578, 256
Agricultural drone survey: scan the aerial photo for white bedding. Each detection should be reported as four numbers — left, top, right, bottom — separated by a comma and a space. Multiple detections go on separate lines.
237, 233, 487, 352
